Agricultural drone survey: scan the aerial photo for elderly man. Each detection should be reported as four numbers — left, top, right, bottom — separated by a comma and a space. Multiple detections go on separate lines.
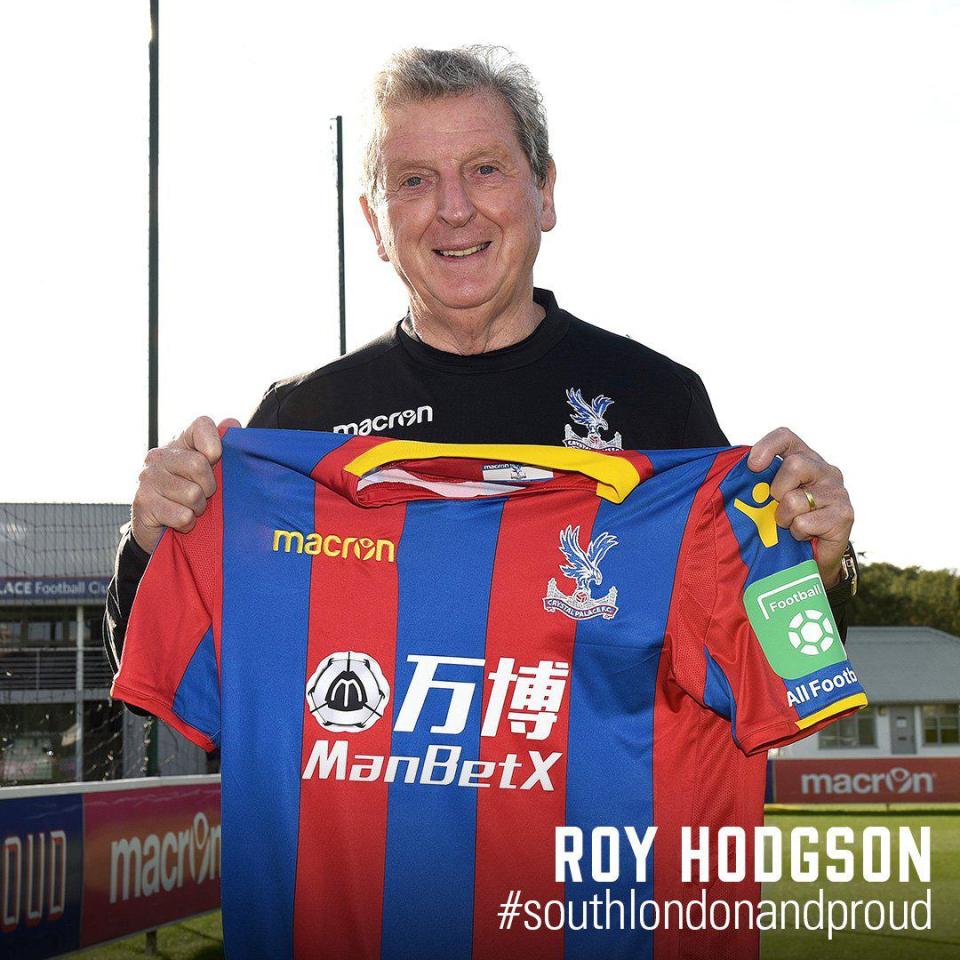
104, 44, 857, 679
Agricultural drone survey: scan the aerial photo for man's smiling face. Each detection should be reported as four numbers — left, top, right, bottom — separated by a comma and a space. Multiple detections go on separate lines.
361, 91, 556, 321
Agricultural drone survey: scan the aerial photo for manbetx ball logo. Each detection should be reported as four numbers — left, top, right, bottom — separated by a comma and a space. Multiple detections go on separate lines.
306, 651, 390, 732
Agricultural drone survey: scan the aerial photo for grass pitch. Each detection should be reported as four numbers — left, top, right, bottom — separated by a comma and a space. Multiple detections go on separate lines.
70, 912, 223, 958
761, 808, 959, 959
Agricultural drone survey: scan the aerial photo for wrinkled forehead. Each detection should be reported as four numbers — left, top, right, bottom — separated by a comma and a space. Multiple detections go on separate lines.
379, 92, 526, 170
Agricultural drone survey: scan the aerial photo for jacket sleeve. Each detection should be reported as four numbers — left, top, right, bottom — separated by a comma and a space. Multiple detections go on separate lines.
681, 370, 729, 447
102, 522, 153, 717
247, 381, 281, 428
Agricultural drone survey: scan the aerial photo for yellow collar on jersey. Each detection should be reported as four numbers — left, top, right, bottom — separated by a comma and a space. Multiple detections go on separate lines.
343, 440, 641, 504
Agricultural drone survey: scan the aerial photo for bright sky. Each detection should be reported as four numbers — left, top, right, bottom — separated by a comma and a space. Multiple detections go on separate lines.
1, 1, 957, 571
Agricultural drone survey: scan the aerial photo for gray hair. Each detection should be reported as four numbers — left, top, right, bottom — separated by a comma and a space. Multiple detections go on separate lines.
362, 45, 551, 205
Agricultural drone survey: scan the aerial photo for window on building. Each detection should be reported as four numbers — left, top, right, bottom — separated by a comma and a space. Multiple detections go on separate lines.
819, 706, 876, 749
0, 606, 113, 692
34, 607, 92, 644
0, 606, 105, 649
923, 704, 960, 745
0, 617, 21, 646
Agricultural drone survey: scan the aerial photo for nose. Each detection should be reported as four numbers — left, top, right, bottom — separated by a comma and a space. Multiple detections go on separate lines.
436, 172, 476, 228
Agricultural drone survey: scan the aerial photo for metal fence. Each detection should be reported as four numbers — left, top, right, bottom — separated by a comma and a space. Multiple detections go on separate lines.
0, 646, 113, 692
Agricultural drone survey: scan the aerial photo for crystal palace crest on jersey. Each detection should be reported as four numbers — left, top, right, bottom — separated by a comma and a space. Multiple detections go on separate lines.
562, 387, 623, 451
543, 525, 620, 621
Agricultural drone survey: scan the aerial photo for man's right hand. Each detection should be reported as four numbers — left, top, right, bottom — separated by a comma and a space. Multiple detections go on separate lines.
131, 416, 241, 554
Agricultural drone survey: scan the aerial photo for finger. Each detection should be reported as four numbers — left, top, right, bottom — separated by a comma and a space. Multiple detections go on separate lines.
160, 447, 217, 498
150, 471, 209, 517
153, 498, 200, 533
177, 416, 222, 464
777, 483, 850, 527
774, 488, 817, 529
785, 510, 847, 586
748, 426, 819, 472
789, 504, 853, 545
775, 483, 848, 528
768, 453, 828, 503
218, 417, 242, 438
133, 490, 199, 535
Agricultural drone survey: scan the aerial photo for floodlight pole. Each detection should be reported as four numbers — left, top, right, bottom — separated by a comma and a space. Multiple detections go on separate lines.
335, 116, 346, 356
146, 0, 160, 779
148, 0, 159, 452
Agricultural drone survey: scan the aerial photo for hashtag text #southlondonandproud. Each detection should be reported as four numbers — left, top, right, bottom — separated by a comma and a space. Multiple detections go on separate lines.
497, 888, 932, 938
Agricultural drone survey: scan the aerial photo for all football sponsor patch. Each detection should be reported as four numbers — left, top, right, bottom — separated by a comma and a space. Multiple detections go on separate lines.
783, 662, 864, 718
743, 559, 845, 680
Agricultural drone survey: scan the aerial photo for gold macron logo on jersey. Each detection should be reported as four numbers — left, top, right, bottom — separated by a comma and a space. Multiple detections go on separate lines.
272, 529, 396, 562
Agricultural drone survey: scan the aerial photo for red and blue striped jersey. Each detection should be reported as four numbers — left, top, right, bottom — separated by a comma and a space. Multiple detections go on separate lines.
112, 428, 867, 960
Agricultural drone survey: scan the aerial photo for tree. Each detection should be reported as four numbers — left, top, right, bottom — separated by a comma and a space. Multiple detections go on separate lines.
850, 562, 960, 635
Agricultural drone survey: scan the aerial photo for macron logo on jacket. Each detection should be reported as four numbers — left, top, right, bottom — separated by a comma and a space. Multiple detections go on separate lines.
333, 405, 433, 435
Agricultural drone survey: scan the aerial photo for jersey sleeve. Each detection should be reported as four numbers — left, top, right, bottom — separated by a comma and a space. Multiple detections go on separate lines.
109, 468, 224, 753
670, 448, 867, 755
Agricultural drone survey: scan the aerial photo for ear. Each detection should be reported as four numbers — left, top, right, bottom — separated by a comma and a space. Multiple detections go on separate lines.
359, 194, 390, 262
540, 158, 557, 233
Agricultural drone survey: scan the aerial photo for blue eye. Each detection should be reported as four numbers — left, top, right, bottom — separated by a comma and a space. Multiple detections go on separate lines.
403, 176, 423, 188
478, 164, 496, 175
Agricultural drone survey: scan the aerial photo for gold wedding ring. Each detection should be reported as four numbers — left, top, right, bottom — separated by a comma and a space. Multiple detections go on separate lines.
802, 487, 817, 511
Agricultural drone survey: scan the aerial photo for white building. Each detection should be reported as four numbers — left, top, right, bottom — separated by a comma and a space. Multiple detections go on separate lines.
779, 626, 960, 759
0, 502, 208, 784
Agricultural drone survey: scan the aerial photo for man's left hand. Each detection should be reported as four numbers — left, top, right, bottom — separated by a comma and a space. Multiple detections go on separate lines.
747, 427, 854, 589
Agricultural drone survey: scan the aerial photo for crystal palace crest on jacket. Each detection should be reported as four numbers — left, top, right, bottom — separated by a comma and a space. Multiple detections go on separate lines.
543, 525, 620, 621
562, 388, 623, 451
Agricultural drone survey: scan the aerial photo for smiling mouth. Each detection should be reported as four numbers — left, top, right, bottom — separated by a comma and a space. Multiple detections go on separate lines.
434, 241, 492, 259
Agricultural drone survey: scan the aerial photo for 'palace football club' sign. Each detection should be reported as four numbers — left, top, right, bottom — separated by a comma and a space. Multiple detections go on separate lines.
0, 577, 111, 604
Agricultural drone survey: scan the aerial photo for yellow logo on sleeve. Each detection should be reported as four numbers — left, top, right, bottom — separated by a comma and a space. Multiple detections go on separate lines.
733, 482, 779, 548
